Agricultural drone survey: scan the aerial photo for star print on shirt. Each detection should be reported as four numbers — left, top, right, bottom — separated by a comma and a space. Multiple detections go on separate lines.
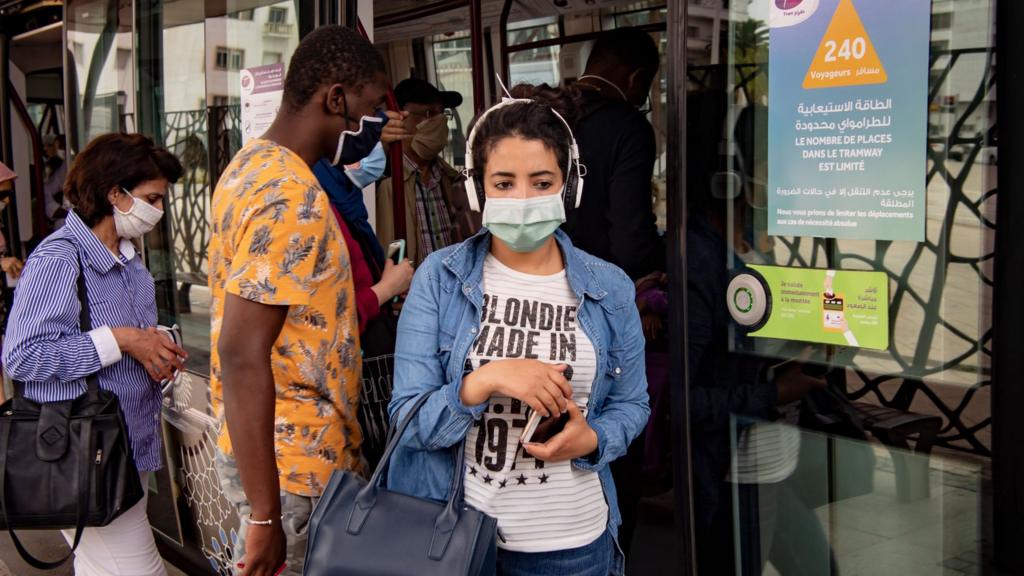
539, 473, 550, 484
498, 479, 508, 489
469, 467, 478, 476
483, 474, 494, 485
516, 474, 528, 485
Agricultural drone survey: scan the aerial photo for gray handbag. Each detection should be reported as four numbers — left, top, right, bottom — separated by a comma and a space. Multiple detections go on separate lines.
303, 393, 498, 575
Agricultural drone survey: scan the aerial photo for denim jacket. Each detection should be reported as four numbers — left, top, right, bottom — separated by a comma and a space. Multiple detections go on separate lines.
385, 229, 650, 541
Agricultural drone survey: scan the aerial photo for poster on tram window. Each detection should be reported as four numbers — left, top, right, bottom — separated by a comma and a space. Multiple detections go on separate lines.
767, 0, 930, 242
240, 63, 285, 145
746, 265, 890, 350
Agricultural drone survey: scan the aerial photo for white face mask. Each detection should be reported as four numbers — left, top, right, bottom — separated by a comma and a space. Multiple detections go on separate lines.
113, 191, 163, 239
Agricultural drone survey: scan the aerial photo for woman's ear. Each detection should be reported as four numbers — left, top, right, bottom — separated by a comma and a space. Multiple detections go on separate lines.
108, 185, 127, 210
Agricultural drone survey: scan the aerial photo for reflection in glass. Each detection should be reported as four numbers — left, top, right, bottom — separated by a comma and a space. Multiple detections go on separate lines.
144, 1, 301, 376
507, 19, 561, 87
66, 0, 135, 152
683, 0, 997, 573
432, 33, 474, 168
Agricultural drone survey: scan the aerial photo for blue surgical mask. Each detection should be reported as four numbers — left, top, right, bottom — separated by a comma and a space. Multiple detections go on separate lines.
344, 142, 387, 189
482, 193, 566, 253
332, 110, 388, 167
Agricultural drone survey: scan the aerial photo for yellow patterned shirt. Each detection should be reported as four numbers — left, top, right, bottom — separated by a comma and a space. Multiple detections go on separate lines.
209, 139, 363, 497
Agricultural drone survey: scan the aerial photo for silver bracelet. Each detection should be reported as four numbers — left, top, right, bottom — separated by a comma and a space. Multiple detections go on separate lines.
244, 514, 282, 526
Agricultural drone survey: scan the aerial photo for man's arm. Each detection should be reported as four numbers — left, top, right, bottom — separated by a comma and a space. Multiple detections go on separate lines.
218, 293, 288, 520
218, 294, 288, 574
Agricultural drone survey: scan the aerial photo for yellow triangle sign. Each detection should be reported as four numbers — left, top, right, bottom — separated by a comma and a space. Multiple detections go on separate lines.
803, 0, 887, 89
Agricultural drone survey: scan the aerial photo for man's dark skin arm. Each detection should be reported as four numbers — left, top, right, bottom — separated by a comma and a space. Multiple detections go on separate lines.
218, 293, 289, 576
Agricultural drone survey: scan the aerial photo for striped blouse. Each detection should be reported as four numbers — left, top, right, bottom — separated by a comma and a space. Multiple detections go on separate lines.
2, 210, 163, 471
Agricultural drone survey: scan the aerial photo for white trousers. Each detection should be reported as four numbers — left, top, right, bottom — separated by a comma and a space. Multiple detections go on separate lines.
61, 473, 167, 576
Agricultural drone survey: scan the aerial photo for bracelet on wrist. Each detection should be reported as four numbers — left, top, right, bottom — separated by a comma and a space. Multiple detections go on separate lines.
244, 513, 283, 526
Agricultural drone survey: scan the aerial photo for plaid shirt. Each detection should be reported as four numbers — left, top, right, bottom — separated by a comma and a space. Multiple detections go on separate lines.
407, 156, 455, 263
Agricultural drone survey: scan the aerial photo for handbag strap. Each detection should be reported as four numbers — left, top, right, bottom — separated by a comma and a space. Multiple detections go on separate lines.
349, 393, 471, 557
75, 250, 100, 395
12, 243, 99, 399
0, 417, 93, 569
366, 393, 434, 492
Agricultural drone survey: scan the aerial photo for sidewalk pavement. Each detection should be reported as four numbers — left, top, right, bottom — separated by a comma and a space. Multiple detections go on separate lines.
0, 531, 186, 575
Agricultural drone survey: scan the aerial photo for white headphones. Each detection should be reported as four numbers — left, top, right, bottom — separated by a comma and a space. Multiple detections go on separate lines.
463, 97, 585, 213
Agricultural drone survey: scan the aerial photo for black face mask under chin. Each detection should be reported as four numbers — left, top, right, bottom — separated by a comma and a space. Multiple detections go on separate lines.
332, 110, 389, 167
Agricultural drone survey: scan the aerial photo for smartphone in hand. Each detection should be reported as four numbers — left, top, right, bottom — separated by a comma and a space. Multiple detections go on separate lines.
519, 409, 571, 445
387, 240, 406, 304
387, 239, 405, 265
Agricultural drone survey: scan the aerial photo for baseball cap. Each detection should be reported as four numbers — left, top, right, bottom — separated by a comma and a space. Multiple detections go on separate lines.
394, 78, 463, 110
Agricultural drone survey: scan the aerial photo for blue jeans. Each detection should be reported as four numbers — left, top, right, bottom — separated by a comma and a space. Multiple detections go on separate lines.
495, 531, 622, 576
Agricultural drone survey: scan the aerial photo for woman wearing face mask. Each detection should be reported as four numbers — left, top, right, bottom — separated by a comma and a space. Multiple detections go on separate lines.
2, 133, 187, 575
385, 84, 649, 575
376, 78, 481, 264
314, 143, 414, 333
313, 144, 415, 467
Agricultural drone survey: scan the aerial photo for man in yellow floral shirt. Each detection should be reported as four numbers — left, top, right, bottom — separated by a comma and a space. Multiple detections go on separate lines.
209, 26, 389, 576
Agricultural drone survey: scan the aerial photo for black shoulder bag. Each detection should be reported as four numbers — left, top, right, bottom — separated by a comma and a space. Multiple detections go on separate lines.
304, 393, 498, 575
0, 252, 144, 569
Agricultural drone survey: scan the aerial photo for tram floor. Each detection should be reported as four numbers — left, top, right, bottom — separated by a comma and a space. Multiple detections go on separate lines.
0, 530, 187, 576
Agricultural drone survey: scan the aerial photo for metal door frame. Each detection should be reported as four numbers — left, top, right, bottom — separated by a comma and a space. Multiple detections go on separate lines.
992, 0, 1024, 572
666, 0, 696, 573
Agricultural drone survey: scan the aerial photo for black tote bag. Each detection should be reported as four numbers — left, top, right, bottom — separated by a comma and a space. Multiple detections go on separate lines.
0, 251, 144, 570
304, 393, 498, 576
356, 309, 398, 470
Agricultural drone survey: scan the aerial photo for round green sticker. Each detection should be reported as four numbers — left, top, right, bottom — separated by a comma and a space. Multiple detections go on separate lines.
733, 287, 754, 314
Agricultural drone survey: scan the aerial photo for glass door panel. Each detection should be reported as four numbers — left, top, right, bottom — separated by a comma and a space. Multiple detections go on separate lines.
684, 0, 997, 573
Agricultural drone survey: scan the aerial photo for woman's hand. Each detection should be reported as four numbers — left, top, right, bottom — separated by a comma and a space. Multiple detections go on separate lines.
460, 359, 573, 416
773, 348, 827, 405
523, 402, 599, 463
371, 258, 414, 306
112, 327, 187, 382
1, 257, 23, 279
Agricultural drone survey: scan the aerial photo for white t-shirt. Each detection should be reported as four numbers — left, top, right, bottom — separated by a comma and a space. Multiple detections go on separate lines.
463, 254, 608, 553
727, 420, 801, 484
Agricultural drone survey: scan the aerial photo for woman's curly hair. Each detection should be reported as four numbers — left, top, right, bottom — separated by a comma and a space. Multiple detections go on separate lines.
470, 83, 583, 180
64, 133, 183, 227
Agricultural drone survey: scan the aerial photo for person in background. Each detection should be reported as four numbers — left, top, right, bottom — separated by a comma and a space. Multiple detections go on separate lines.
387, 84, 649, 575
3, 133, 187, 575
564, 27, 663, 281
563, 26, 664, 554
208, 25, 389, 576
376, 78, 479, 264
313, 145, 414, 468
0, 162, 24, 286
0, 162, 24, 403
314, 143, 414, 334
43, 133, 69, 229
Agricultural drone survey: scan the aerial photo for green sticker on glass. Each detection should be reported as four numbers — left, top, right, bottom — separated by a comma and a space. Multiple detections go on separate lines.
749, 264, 889, 350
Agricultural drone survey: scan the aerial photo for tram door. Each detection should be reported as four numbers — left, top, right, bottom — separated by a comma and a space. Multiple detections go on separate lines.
676, 0, 1015, 574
